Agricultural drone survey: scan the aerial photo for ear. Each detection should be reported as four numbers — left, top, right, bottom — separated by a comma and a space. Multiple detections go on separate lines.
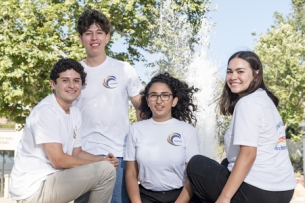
50, 80, 56, 90
78, 35, 83, 45
255, 70, 259, 75
106, 33, 111, 44
172, 97, 178, 107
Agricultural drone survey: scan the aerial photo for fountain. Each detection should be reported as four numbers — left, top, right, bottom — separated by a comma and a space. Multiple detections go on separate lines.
151, 0, 222, 159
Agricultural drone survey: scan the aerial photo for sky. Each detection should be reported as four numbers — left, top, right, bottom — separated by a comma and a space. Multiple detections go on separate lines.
119, 0, 294, 82
207, 0, 293, 77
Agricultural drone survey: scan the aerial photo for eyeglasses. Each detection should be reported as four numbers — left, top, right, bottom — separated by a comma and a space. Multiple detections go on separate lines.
147, 92, 173, 101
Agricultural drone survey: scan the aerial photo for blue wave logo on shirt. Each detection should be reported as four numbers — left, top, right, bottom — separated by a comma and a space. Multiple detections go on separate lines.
167, 132, 182, 146
103, 75, 118, 89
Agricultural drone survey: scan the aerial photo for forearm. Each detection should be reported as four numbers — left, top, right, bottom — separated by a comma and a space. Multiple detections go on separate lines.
135, 109, 142, 121
126, 175, 141, 203
53, 153, 93, 169
217, 146, 256, 202
175, 180, 193, 203
73, 150, 104, 162
130, 95, 142, 121
126, 161, 142, 203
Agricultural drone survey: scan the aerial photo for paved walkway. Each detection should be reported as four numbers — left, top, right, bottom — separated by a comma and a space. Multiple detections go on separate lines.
0, 185, 304, 203
0, 198, 74, 203
0, 197, 304, 203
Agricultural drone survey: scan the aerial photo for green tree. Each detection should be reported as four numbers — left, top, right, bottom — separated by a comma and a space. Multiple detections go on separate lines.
254, 0, 305, 139
0, 0, 211, 124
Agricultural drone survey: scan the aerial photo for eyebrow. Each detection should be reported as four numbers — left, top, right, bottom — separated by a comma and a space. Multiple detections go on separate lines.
148, 92, 172, 94
59, 77, 81, 79
85, 29, 104, 32
227, 67, 246, 70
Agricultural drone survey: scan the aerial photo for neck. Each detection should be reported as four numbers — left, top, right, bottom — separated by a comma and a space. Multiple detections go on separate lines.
84, 54, 107, 67
54, 94, 71, 114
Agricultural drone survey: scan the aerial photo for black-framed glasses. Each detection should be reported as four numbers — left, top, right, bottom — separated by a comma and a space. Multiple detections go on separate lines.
147, 92, 173, 101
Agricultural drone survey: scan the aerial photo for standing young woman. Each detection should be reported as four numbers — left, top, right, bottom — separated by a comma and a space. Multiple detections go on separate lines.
124, 72, 201, 203
179, 51, 296, 203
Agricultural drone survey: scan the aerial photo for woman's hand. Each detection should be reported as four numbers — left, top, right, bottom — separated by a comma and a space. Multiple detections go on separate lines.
215, 195, 231, 203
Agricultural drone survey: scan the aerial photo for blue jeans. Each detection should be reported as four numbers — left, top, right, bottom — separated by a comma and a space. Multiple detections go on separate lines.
74, 157, 130, 203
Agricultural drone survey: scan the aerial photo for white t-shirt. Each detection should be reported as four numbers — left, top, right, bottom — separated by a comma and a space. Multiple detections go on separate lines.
73, 56, 143, 157
124, 118, 200, 191
9, 94, 82, 201
225, 89, 296, 191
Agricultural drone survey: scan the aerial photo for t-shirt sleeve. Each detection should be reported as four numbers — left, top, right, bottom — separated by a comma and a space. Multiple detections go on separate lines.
125, 64, 143, 97
124, 126, 136, 161
233, 100, 263, 147
30, 106, 62, 145
185, 126, 200, 162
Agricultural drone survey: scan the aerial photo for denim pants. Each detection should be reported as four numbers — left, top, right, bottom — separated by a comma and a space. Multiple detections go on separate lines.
75, 157, 130, 203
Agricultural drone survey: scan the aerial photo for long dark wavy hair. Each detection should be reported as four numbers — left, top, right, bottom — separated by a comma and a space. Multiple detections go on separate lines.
140, 72, 199, 126
219, 51, 278, 115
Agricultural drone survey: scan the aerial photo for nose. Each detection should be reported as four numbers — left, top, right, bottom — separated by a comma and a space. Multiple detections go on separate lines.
156, 95, 162, 103
68, 80, 75, 88
92, 32, 97, 40
229, 71, 238, 80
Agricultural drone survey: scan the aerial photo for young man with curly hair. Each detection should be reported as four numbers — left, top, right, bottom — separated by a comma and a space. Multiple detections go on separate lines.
9, 58, 118, 203
74, 10, 143, 203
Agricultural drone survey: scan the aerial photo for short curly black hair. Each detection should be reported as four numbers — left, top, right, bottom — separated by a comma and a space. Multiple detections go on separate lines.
50, 58, 86, 85
77, 9, 111, 35
140, 72, 199, 126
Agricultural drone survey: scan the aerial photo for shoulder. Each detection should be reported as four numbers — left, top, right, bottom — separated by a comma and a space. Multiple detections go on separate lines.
32, 95, 59, 115
106, 56, 133, 69
172, 118, 193, 127
234, 89, 270, 117
237, 89, 267, 107
131, 119, 151, 129
26, 95, 62, 125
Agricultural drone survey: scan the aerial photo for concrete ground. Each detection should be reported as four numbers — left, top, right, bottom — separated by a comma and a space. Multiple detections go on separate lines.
0, 185, 304, 203
0, 197, 304, 203
0, 198, 74, 203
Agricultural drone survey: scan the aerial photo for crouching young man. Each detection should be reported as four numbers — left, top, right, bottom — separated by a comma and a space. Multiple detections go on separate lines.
9, 58, 118, 203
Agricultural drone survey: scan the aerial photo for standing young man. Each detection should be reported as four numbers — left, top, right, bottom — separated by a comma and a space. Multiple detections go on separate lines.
74, 9, 143, 203
9, 58, 118, 203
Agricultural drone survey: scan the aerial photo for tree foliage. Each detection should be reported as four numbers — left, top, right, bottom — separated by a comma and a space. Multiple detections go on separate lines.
0, 0, 211, 124
254, 0, 305, 139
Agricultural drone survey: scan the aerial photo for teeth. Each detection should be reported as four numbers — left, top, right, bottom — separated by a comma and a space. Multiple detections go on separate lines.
91, 44, 99, 47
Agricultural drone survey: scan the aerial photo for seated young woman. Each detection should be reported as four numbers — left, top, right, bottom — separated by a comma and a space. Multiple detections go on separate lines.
124, 72, 201, 203
176, 51, 296, 203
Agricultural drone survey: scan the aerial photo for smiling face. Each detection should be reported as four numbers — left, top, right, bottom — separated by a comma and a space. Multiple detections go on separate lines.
147, 82, 178, 122
79, 23, 110, 58
226, 58, 258, 95
50, 69, 82, 112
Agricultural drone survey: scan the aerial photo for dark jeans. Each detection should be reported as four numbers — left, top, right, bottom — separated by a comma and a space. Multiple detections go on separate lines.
187, 155, 294, 203
139, 185, 201, 203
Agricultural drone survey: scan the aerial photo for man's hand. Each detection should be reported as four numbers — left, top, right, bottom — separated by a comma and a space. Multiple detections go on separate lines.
105, 153, 119, 168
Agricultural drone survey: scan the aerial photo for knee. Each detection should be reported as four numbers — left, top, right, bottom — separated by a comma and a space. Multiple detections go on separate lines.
95, 161, 116, 180
187, 155, 214, 176
188, 155, 207, 168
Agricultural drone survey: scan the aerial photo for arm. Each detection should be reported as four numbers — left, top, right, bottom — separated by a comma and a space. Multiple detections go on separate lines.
43, 143, 94, 169
43, 143, 119, 169
216, 145, 257, 203
72, 147, 119, 168
175, 179, 193, 203
175, 162, 194, 203
125, 161, 142, 203
130, 94, 142, 121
